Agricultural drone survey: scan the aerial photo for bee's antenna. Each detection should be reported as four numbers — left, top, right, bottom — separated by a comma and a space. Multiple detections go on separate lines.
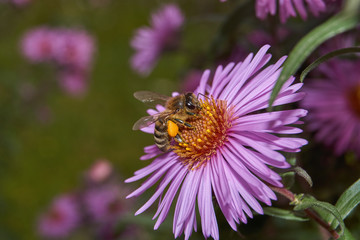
197, 92, 209, 99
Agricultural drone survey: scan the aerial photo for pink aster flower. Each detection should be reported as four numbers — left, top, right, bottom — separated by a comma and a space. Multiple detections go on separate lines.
126, 45, 307, 239
301, 59, 360, 157
256, 0, 328, 23
37, 194, 80, 238
130, 4, 184, 76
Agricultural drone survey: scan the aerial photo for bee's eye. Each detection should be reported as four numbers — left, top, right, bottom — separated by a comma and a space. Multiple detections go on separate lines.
186, 101, 196, 110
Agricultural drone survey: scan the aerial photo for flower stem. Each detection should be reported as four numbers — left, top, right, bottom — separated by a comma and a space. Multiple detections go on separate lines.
269, 186, 340, 239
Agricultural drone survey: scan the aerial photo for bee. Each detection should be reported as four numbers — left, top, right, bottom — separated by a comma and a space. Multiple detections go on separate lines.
132, 91, 202, 152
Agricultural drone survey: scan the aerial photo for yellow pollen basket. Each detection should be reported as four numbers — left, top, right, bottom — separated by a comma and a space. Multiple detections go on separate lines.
167, 120, 179, 138
172, 97, 233, 170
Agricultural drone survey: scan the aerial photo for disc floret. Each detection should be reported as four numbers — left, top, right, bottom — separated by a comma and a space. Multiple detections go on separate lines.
173, 97, 234, 169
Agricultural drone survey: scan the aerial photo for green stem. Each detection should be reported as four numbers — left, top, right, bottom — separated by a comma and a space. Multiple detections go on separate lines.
270, 186, 340, 239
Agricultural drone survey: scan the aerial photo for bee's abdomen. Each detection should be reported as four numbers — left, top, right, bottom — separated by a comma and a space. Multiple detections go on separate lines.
154, 119, 170, 152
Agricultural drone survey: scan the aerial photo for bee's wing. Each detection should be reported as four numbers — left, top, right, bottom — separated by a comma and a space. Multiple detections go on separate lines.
134, 91, 170, 107
132, 114, 160, 131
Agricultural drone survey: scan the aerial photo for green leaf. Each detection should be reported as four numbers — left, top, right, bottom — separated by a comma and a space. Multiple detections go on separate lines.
281, 171, 295, 189
268, 0, 360, 109
330, 178, 360, 228
294, 197, 345, 237
293, 166, 313, 187
279, 165, 312, 188
335, 178, 360, 219
263, 207, 308, 221
300, 47, 360, 82
286, 154, 297, 166
338, 227, 356, 240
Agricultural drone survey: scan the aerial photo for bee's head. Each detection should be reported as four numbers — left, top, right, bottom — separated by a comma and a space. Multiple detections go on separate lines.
184, 92, 201, 114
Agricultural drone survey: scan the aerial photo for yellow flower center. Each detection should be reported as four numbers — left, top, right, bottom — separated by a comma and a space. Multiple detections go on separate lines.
348, 84, 360, 118
172, 97, 234, 170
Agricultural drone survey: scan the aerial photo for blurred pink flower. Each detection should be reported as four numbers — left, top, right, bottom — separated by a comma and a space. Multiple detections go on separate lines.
58, 70, 88, 97
127, 45, 307, 240
21, 27, 95, 69
84, 185, 127, 224
218, 45, 249, 67
130, 4, 184, 76
301, 59, 360, 157
87, 159, 113, 183
319, 32, 358, 56
37, 194, 80, 238
52, 29, 95, 70
21, 27, 95, 96
21, 27, 56, 63
256, 0, 327, 23
247, 28, 290, 47
247, 30, 274, 47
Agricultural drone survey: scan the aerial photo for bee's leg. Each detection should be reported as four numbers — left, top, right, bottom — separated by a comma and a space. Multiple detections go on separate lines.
185, 122, 192, 128
185, 111, 201, 118
185, 112, 202, 119
174, 133, 184, 143
173, 118, 192, 128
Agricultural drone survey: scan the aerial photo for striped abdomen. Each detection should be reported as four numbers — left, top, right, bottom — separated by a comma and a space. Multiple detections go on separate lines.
154, 118, 170, 152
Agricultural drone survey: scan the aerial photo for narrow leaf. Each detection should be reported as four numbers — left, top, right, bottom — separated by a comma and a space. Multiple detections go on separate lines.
330, 178, 360, 228
263, 207, 308, 221
268, 0, 360, 108
294, 197, 345, 237
300, 47, 360, 82
335, 178, 360, 219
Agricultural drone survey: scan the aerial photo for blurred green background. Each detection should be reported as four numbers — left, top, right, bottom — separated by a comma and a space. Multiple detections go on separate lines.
0, 0, 230, 239
0, 0, 188, 239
